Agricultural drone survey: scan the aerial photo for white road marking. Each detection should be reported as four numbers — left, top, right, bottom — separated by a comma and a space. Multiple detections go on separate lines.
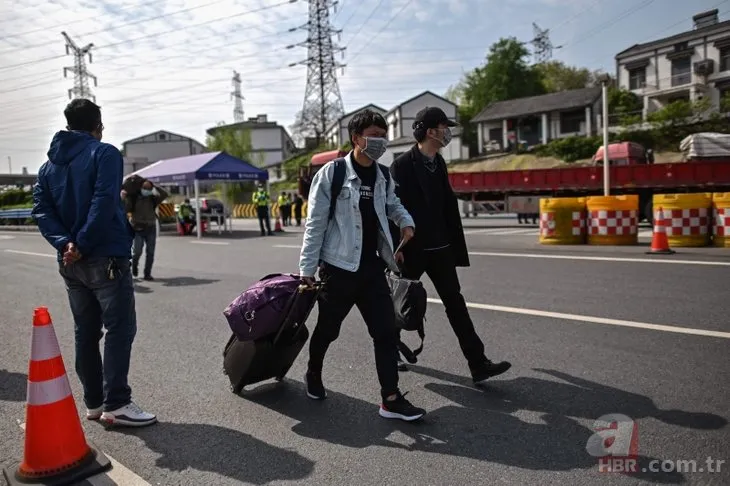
426, 298, 730, 339
464, 228, 536, 235
468, 251, 730, 267
17, 422, 151, 485
4, 249, 55, 258
189, 240, 229, 246
274, 244, 302, 249
0, 235, 15, 240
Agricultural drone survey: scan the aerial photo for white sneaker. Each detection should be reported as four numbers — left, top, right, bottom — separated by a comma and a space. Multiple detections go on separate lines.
100, 401, 157, 427
86, 406, 103, 420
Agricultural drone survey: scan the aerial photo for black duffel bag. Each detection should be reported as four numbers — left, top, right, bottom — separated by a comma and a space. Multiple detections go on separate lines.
386, 271, 427, 364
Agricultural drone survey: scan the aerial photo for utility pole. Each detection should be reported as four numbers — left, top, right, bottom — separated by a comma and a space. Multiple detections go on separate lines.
231, 70, 245, 122
7, 156, 11, 174
598, 73, 612, 196
62, 31, 97, 102
290, 0, 345, 143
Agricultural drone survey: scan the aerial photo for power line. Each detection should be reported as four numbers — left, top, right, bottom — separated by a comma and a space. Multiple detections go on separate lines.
61, 32, 97, 102
0, 0, 163, 42
347, 0, 414, 59
0, 0, 299, 72
341, 0, 385, 49
560, 0, 657, 51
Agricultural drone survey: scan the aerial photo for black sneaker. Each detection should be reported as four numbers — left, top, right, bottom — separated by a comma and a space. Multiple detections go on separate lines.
397, 358, 408, 372
305, 371, 326, 400
132, 266, 138, 278
143, 275, 154, 281
472, 360, 512, 385
379, 392, 425, 422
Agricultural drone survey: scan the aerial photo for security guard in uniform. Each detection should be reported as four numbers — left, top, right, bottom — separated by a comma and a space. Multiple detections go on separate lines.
253, 183, 273, 236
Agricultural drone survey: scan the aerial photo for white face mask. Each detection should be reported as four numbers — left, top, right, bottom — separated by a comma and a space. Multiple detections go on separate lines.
429, 128, 452, 147
360, 137, 388, 161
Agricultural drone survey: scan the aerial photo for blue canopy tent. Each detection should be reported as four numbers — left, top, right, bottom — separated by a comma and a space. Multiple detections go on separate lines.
127, 151, 268, 239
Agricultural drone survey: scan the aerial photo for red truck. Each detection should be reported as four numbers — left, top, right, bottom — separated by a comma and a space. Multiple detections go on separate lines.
298, 149, 348, 198
448, 141, 730, 223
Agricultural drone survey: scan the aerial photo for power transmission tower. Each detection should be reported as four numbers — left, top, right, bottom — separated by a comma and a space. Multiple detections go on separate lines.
290, 0, 345, 142
531, 22, 554, 64
61, 31, 97, 102
231, 70, 245, 122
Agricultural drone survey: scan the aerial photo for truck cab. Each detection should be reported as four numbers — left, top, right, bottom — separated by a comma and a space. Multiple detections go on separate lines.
593, 141, 651, 166
298, 149, 348, 199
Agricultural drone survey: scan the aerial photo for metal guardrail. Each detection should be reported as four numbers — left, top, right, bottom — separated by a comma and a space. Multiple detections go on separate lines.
0, 208, 33, 219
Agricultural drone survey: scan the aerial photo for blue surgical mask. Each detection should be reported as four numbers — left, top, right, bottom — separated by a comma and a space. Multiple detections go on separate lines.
361, 137, 388, 161
141, 189, 153, 197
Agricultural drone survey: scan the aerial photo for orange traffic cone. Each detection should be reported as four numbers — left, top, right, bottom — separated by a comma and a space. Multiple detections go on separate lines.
3, 307, 111, 486
274, 215, 284, 232
646, 206, 675, 255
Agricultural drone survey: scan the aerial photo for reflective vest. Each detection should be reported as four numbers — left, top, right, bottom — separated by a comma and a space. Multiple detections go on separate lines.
253, 190, 270, 207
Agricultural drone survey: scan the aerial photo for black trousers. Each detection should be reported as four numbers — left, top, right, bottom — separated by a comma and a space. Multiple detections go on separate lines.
256, 206, 272, 234
308, 260, 400, 398
400, 246, 487, 369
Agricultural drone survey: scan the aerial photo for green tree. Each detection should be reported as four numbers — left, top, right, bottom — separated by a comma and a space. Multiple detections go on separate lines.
534, 60, 592, 92
608, 87, 643, 126
205, 125, 262, 203
458, 37, 545, 153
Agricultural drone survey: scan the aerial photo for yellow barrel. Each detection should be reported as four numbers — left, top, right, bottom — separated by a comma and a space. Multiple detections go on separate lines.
653, 193, 712, 247
586, 195, 639, 245
539, 197, 587, 245
712, 192, 730, 248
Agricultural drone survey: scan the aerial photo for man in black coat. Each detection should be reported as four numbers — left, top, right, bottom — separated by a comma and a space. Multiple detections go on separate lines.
390, 107, 512, 386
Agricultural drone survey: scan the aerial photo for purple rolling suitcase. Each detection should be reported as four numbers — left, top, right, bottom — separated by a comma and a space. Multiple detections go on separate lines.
223, 275, 321, 393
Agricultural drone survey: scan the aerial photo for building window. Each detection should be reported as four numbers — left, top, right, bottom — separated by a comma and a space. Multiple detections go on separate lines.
559, 110, 584, 134
720, 88, 730, 112
628, 67, 646, 90
158, 133, 166, 140
275, 167, 282, 179
671, 58, 691, 86
721, 47, 730, 72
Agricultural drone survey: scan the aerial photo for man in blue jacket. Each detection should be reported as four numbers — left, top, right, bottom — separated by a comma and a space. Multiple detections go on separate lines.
32, 99, 157, 428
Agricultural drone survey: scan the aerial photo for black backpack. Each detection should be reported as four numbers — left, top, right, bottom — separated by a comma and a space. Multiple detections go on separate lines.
328, 157, 390, 221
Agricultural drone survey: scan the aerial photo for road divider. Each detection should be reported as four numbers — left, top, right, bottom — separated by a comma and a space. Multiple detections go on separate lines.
426, 298, 730, 339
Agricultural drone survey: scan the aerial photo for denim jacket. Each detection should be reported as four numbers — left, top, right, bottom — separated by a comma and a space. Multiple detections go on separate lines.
299, 153, 415, 277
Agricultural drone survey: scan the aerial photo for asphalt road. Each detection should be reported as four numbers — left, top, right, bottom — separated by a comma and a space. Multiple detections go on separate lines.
0, 218, 728, 486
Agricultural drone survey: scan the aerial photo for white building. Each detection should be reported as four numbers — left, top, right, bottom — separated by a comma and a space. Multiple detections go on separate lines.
470, 87, 602, 154
122, 130, 206, 175
615, 8, 730, 120
206, 114, 296, 183
385, 90, 467, 163
325, 104, 387, 149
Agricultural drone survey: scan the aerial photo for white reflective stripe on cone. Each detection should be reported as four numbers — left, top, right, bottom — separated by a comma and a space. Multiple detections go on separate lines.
27, 375, 72, 406
30, 324, 62, 361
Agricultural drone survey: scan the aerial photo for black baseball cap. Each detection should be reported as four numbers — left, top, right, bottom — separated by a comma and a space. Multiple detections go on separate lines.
413, 106, 458, 130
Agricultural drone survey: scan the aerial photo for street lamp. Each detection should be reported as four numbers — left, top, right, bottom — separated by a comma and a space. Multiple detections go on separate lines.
597, 73, 612, 196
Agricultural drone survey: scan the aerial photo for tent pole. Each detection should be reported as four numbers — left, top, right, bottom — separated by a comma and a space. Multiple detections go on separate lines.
194, 179, 202, 239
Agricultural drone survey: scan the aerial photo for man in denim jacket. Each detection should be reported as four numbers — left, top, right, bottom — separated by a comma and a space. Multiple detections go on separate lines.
299, 109, 426, 422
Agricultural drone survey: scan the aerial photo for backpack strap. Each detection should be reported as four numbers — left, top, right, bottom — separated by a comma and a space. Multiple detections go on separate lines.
328, 158, 347, 221
397, 325, 425, 364
328, 159, 390, 222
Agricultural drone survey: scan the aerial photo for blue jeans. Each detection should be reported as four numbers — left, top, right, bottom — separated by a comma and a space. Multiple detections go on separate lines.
59, 257, 137, 411
132, 225, 157, 276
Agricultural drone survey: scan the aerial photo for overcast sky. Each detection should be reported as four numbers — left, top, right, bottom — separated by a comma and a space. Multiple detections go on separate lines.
0, 0, 725, 173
